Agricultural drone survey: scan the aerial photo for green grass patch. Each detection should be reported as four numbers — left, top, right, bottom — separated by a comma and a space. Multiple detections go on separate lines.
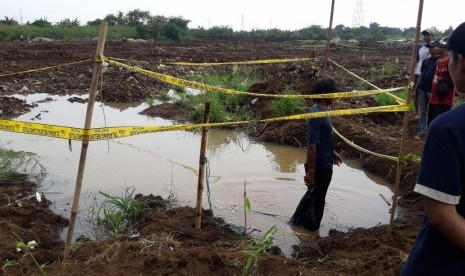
179, 66, 260, 123
270, 88, 306, 116
375, 93, 399, 106
185, 91, 249, 123
374, 88, 415, 110
82, 186, 142, 241
0, 25, 137, 41
0, 147, 46, 183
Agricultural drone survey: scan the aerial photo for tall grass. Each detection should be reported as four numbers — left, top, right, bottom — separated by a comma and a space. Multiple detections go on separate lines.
82, 186, 142, 241
180, 66, 260, 123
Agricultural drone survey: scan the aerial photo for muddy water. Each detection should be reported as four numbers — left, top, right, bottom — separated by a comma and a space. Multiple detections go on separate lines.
1, 94, 393, 257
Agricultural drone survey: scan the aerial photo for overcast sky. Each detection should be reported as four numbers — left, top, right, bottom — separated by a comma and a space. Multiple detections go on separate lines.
1, 0, 463, 31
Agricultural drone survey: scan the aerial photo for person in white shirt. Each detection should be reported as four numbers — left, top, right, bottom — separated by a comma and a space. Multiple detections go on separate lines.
413, 29, 434, 135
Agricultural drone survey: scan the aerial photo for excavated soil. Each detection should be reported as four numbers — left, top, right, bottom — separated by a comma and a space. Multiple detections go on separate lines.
0, 40, 426, 275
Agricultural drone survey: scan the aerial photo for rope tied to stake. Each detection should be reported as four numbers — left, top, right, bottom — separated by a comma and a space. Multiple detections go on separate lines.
94, 55, 104, 63
398, 153, 421, 166
204, 157, 245, 234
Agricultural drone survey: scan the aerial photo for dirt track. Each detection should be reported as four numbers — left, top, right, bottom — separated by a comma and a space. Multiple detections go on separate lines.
0, 40, 426, 275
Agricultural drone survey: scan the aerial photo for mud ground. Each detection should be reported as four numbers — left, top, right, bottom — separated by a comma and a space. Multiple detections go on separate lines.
0, 40, 426, 275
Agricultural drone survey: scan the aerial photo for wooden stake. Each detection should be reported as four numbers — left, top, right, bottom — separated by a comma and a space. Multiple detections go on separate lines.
322, 0, 335, 77
388, 0, 424, 235
63, 22, 108, 260
194, 101, 211, 229
243, 180, 247, 237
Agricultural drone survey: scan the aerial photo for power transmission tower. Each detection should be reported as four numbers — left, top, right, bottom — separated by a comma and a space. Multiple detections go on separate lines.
352, 0, 364, 28
241, 13, 245, 31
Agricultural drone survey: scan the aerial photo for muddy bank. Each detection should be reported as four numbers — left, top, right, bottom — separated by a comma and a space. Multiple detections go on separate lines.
0, 181, 418, 275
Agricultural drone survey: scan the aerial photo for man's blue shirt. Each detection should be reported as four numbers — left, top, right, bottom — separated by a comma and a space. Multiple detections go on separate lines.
307, 105, 333, 169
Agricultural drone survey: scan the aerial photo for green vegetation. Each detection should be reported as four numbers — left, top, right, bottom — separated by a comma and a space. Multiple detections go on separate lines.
80, 186, 177, 242
179, 66, 259, 123
82, 186, 142, 241
185, 91, 247, 123
145, 86, 180, 106
270, 88, 306, 116
165, 66, 305, 123
0, 147, 46, 183
374, 88, 414, 111
0, 148, 24, 181
375, 93, 399, 106
0, 10, 453, 42
241, 225, 278, 276
3, 234, 47, 275
369, 61, 400, 82
145, 96, 157, 106
241, 181, 277, 276
0, 24, 137, 41
380, 62, 397, 77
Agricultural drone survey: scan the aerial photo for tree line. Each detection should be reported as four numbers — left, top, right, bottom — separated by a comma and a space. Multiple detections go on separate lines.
0, 9, 454, 42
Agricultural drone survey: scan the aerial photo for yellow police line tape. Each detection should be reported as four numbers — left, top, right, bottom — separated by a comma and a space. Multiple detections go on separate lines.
106, 57, 314, 66
0, 59, 93, 78
105, 58, 406, 99
169, 57, 315, 66
328, 59, 406, 105
0, 104, 409, 141
333, 127, 421, 165
332, 127, 399, 162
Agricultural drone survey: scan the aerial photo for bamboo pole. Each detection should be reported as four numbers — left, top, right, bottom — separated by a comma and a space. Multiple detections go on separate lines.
243, 180, 247, 237
194, 102, 211, 229
63, 22, 108, 260
322, 0, 336, 76
388, 0, 424, 235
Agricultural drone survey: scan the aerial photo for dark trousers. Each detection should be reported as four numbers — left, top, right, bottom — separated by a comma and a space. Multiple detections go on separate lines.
310, 167, 333, 229
290, 167, 333, 231
428, 103, 451, 126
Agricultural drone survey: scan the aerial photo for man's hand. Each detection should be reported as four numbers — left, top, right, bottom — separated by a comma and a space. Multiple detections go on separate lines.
304, 169, 315, 188
333, 151, 342, 166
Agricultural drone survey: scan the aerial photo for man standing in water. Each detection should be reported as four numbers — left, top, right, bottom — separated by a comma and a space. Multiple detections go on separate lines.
401, 22, 465, 275
291, 78, 342, 231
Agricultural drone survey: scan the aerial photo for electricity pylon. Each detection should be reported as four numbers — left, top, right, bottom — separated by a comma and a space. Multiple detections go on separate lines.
352, 0, 364, 28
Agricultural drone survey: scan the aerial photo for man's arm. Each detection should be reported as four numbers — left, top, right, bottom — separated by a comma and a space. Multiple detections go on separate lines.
425, 198, 465, 250
304, 144, 317, 187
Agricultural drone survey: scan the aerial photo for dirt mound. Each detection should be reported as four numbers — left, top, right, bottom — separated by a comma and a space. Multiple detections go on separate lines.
293, 225, 415, 275
0, 181, 419, 275
0, 97, 36, 118
0, 176, 68, 275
